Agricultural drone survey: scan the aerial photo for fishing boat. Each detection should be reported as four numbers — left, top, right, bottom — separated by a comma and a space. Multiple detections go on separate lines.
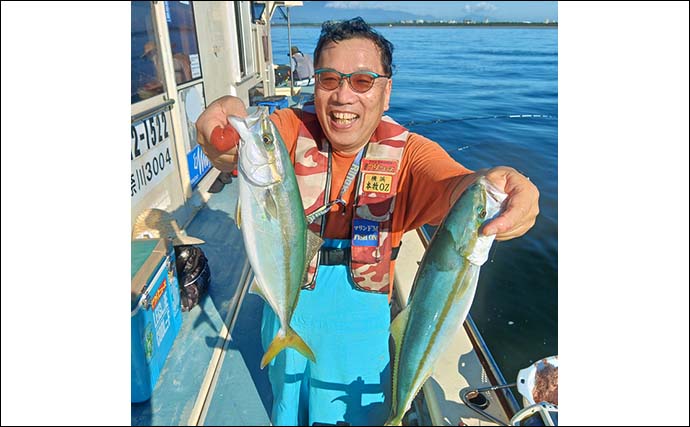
130, 2, 555, 425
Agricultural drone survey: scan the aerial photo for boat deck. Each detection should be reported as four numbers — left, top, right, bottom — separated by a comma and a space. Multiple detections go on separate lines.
276, 80, 315, 106
131, 176, 273, 425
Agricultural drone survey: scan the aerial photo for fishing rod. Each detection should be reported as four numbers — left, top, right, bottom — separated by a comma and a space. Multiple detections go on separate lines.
402, 114, 557, 128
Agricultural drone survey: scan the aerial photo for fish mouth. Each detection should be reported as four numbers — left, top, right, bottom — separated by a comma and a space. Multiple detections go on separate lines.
239, 162, 282, 187
329, 111, 359, 128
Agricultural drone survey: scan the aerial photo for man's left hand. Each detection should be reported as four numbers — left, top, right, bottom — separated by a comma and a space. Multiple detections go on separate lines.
481, 166, 540, 241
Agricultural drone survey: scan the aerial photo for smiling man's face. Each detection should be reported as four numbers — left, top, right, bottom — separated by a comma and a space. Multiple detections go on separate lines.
314, 37, 392, 155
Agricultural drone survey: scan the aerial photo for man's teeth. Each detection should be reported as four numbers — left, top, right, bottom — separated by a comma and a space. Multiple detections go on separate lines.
332, 112, 357, 124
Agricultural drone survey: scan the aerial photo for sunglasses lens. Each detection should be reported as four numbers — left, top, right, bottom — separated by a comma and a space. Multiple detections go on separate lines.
316, 71, 383, 92
318, 72, 340, 90
350, 73, 375, 92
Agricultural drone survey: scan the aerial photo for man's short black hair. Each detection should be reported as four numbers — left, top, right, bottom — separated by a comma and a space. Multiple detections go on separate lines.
314, 17, 394, 76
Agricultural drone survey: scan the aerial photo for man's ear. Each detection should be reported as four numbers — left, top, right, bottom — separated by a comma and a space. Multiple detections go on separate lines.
383, 78, 393, 111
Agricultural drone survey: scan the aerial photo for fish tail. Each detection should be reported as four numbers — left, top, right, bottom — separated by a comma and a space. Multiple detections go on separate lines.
260, 326, 315, 368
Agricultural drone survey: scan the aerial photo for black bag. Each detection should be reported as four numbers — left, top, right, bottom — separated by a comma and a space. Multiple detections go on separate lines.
174, 245, 211, 311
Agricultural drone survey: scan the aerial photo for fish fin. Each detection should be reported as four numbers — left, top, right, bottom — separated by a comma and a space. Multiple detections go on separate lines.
263, 189, 279, 219
385, 373, 431, 426
383, 415, 404, 426
248, 278, 266, 300
301, 230, 323, 284
306, 229, 324, 259
390, 305, 410, 351
260, 326, 316, 369
235, 199, 242, 229
389, 305, 411, 420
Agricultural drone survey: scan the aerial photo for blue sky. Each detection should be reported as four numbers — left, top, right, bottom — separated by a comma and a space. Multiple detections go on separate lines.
311, 1, 558, 22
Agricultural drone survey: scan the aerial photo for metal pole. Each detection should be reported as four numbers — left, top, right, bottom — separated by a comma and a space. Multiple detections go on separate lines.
286, 6, 294, 96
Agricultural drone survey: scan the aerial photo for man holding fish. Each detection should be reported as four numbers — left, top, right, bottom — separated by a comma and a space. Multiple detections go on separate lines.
197, 17, 539, 426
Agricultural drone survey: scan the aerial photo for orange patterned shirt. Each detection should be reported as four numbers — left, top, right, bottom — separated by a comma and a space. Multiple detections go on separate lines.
270, 108, 473, 247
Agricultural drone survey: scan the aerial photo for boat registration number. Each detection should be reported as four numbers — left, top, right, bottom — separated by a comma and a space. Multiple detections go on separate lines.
131, 110, 175, 203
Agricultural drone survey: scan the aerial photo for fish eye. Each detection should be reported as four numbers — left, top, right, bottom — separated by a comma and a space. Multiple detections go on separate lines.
479, 208, 486, 218
262, 133, 273, 146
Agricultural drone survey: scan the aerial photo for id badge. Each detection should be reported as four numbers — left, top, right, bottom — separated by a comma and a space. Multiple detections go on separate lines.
352, 218, 379, 247
360, 159, 398, 196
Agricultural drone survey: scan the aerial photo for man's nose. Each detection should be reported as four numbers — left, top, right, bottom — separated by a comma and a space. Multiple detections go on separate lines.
332, 77, 358, 103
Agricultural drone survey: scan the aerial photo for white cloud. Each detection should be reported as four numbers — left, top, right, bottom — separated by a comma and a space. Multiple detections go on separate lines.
325, 1, 376, 10
324, 1, 404, 12
323, 1, 506, 19
464, 2, 497, 14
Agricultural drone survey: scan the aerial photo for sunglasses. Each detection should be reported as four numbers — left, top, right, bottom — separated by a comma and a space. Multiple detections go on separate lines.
314, 68, 390, 93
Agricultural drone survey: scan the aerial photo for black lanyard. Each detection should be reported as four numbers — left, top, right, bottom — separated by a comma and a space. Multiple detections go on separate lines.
305, 147, 365, 224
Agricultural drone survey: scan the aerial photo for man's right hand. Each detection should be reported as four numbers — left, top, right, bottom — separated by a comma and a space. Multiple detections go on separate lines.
196, 95, 248, 172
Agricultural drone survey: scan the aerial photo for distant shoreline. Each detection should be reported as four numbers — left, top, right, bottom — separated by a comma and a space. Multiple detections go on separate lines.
273, 22, 558, 28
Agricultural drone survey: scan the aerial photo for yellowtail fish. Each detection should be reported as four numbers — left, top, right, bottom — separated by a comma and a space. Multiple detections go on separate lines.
385, 177, 506, 425
229, 107, 322, 368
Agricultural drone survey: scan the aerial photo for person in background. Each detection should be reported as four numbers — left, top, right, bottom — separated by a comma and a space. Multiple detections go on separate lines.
289, 45, 315, 86
138, 41, 192, 99
196, 17, 539, 426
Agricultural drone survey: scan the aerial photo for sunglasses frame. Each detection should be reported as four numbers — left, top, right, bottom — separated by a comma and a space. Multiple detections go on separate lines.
314, 68, 390, 93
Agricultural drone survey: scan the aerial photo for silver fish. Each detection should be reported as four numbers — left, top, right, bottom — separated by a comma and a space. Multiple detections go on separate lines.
230, 107, 322, 368
385, 177, 506, 425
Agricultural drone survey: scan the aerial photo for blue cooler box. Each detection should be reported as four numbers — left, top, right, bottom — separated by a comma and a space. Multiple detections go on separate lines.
131, 238, 182, 403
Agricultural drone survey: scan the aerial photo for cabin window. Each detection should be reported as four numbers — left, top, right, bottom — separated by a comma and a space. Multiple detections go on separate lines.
131, 1, 165, 103
234, 1, 255, 78
251, 2, 266, 24
164, 1, 202, 85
